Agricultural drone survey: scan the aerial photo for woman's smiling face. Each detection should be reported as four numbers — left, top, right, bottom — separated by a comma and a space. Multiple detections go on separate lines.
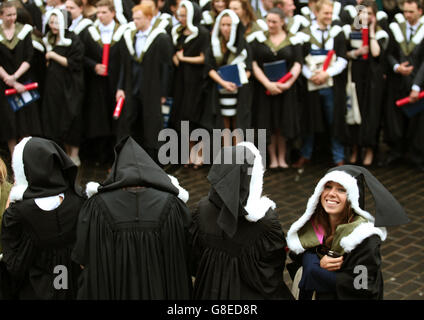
320, 181, 348, 217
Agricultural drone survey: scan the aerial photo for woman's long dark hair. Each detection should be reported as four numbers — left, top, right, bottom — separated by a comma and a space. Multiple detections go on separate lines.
312, 200, 355, 248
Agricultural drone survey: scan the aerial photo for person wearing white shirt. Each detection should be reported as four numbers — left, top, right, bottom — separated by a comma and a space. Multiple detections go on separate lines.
293, 0, 348, 169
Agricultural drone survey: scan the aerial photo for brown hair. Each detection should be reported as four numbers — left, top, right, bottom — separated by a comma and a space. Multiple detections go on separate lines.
361, 0, 378, 15
96, 0, 115, 11
0, 158, 7, 185
212, 0, 230, 15
132, 3, 154, 17
229, 0, 257, 23
267, 7, 288, 33
312, 199, 355, 248
0, 1, 17, 14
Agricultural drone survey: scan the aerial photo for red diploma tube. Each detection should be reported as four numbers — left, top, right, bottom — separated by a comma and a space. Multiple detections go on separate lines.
5, 82, 38, 96
265, 72, 293, 95
362, 27, 369, 60
396, 91, 424, 107
323, 50, 335, 71
102, 44, 110, 76
113, 97, 125, 119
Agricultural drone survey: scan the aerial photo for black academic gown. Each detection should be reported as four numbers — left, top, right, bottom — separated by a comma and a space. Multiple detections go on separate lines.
384, 20, 424, 163
251, 35, 302, 139
118, 28, 173, 152
83, 23, 127, 140
299, 27, 349, 143
0, 23, 43, 142
72, 137, 193, 299
169, 26, 210, 130
41, 31, 85, 146
190, 197, 293, 300
198, 43, 253, 132
345, 25, 388, 147
0, 189, 84, 300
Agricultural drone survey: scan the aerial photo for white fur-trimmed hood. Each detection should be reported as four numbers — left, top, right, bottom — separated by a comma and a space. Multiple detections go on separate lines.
286, 170, 387, 254
9, 137, 32, 203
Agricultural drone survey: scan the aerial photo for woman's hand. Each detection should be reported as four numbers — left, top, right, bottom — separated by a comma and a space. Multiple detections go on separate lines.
4, 74, 16, 87
115, 89, 125, 102
13, 82, 26, 94
355, 45, 369, 57
221, 80, 237, 92
176, 49, 185, 62
45, 51, 55, 61
320, 255, 344, 271
276, 82, 290, 92
265, 81, 283, 95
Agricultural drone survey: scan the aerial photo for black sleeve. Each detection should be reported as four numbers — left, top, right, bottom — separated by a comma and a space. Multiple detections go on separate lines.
386, 31, 400, 72
159, 34, 174, 97
336, 235, 384, 300
22, 32, 34, 65
66, 34, 85, 72
412, 43, 424, 87
334, 32, 347, 60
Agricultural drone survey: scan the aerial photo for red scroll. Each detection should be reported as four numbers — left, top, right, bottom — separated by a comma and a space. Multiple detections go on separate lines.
5, 82, 38, 96
396, 91, 424, 107
102, 44, 110, 76
362, 27, 369, 60
323, 50, 335, 71
265, 72, 293, 95
113, 97, 125, 119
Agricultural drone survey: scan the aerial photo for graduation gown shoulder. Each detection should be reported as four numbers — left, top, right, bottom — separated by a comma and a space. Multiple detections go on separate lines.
72, 188, 193, 299
190, 197, 293, 300
0, 189, 84, 299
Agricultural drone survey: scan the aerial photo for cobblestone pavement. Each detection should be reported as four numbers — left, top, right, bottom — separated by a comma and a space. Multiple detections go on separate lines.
78, 152, 424, 300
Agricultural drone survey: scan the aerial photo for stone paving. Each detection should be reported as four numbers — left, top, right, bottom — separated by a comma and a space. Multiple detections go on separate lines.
77, 150, 424, 300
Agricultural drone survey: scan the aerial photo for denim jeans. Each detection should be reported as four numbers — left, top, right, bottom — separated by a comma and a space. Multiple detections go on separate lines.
300, 88, 345, 164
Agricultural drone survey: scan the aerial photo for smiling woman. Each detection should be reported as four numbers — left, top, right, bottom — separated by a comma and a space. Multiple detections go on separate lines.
286, 165, 408, 300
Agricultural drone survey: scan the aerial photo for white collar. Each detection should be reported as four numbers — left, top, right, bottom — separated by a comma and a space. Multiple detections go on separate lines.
137, 25, 152, 37
312, 20, 329, 31
69, 15, 83, 31
406, 21, 420, 30
99, 20, 116, 32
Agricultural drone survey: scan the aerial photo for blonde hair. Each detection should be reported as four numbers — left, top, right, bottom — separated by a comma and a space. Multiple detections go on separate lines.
0, 158, 7, 185
315, 0, 333, 13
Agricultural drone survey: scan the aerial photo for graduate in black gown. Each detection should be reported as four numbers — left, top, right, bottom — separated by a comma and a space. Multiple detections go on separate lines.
190, 142, 293, 299
251, 7, 302, 169
199, 9, 252, 149
117, 3, 173, 163
1, 137, 84, 299
342, 0, 389, 166
72, 136, 192, 299
41, 9, 85, 167
200, 0, 228, 31
81, 0, 128, 165
169, 0, 210, 166
382, 0, 424, 172
292, 0, 348, 168
286, 165, 409, 299
0, 1, 42, 156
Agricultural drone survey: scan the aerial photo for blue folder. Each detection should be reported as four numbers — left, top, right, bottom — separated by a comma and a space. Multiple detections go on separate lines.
400, 99, 424, 118
310, 49, 329, 56
217, 64, 241, 90
6, 81, 40, 112
350, 31, 363, 40
263, 59, 287, 82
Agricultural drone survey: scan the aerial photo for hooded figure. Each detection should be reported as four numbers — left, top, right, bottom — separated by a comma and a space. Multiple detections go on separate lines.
168, 0, 210, 130
286, 165, 408, 300
0, 137, 84, 300
190, 142, 293, 299
72, 136, 192, 299
198, 9, 253, 133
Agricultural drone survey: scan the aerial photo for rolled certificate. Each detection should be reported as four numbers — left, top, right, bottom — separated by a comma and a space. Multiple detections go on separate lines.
265, 72, 293, 95
323, 50, 335, 71
362, 27, 369, 60
113, 97, 125, 119
5, 82, 38, 96
102, 44, 110, 76
396, 91, 424, 107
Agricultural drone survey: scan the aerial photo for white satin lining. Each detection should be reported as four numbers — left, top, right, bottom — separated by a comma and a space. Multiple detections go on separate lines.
34, 193, 65, 211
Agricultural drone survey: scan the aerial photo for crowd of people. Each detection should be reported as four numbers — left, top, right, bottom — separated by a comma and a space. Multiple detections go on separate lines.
0, 0, 416, 300
0, 0, 424, 171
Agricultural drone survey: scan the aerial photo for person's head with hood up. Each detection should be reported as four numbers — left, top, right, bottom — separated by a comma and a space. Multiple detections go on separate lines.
207, 141, 275, 237
43, 8, 72, 50
9, 136, 79, 204
172, 0, 202, 46
287, 165, 409, 256
86, 136, 188, 203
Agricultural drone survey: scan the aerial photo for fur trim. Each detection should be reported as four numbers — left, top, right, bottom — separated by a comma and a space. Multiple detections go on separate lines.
246, 30, 266, 43
112, 24, 128, 42
168, 175, 189, 203
88, 25, 101, 42
113, 0, 127, 25
342, 24, 351, 39
123, 28, 135, 56
340, 223, 387, 253
287, 169, 379, 254
176, 1, 199, 45
389, 22, 405, 44
73, 18, 93, 35
199, 0, 211, 8
344, 5, 357, 19
237, 142, 276, 222
34, 0, 43, 8
332, 1, 341, 21
289, 33, 307, 45
412, 24, 424, 44
256, 19, 268, 31
212, 9, 240, 58
86, 182, 100, 198
301, 6, 311, 17
17, 24, 33, 40
9, 137, 32, 203
296, 31, 310, 43
376, 11, 388, 22
32, 40, 45, 52
394, 13, 405, 24
290, 15, 310, 34
201, 11, 214, 25
329, 25, 342, 39
375, 29, 388, 41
